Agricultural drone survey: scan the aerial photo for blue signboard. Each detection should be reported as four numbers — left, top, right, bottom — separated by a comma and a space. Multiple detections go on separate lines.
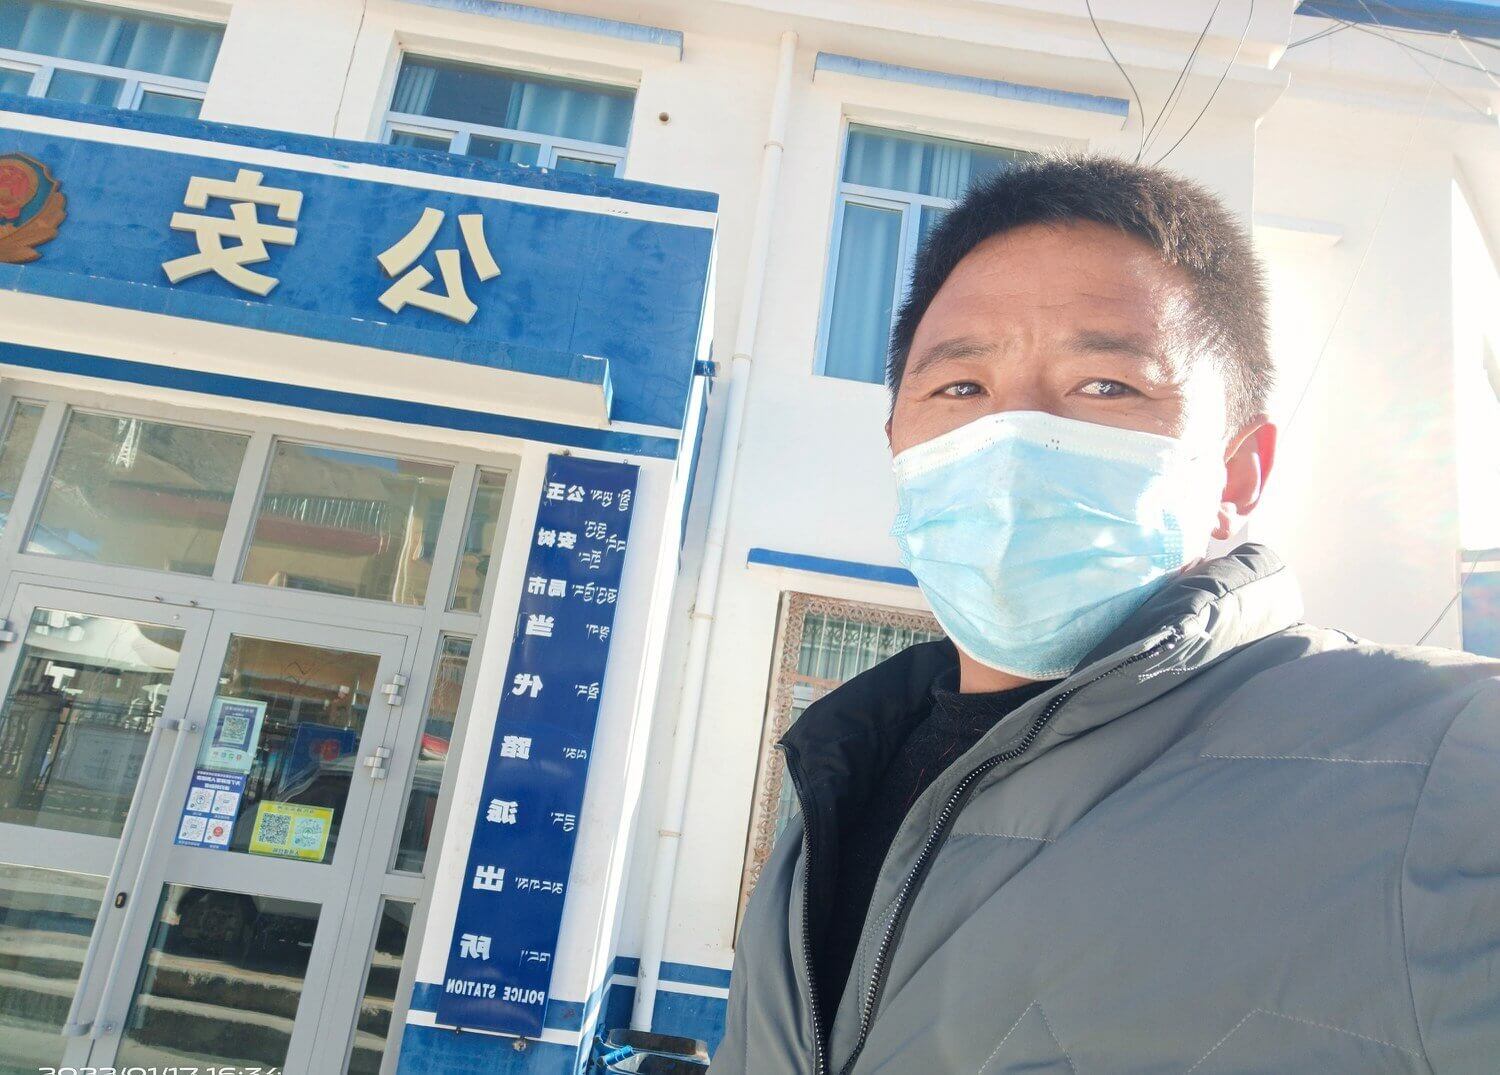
436, 453, 638, 1037
0, 96, 715, 431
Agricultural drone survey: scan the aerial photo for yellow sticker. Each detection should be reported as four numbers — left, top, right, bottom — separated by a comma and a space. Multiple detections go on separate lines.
248, 800, 334, 862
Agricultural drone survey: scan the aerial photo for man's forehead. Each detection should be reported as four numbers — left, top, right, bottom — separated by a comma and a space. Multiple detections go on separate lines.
912, 223, 1196, 349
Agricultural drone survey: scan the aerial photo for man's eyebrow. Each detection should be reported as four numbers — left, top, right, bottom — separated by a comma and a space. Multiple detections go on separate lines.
1067, 329, 1161, 360
904, 336, 996, 381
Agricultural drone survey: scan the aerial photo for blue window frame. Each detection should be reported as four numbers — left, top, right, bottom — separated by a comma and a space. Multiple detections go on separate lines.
0, 0, 223, 117
816, 124, 1032, 384
383, 54, 635, 176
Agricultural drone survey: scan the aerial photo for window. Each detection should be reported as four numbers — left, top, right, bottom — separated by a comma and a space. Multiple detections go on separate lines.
450, 469, 507, 612
737, 593, 944, 925
818, 125, 1032, 384
0, 401, 43, 533
345, 899, 415, 1073
393, 635, 471, 873
240, 441, 454, 605
0, 1, 223, 118
28, 411, 248, 573
384, 54, 633, 175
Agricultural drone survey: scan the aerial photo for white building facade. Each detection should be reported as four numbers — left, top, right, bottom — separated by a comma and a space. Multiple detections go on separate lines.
0, 1, 1496, 1074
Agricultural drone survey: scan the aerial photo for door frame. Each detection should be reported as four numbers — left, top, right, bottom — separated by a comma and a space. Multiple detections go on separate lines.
79, 607, 417, 1074
0, 581, 215, 1068
0, 380, 530, 1074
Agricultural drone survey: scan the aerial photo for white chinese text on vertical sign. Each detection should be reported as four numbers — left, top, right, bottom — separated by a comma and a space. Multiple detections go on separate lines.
436, 454, 637, 1037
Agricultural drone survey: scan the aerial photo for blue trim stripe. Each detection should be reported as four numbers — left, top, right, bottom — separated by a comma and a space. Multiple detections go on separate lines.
814, 53, 1130, 118
0, 342, 679, 460
399, 0, 684, 55
660, 961, 732, 989
0, 93, 717, 213
612, 954, 641, 977
747, 547, 918, 588
1296, 0, 1500, 39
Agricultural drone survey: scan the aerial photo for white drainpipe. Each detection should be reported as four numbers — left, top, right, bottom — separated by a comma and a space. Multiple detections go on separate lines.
631, 28, 799, 1031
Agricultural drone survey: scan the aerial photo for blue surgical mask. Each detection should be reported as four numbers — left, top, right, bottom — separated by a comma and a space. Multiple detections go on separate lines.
890, 410, 1225, 680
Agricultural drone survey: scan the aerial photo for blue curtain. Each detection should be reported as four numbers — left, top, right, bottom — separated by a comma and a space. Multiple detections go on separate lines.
842, 124, 1026, 198
392, 56, 633, 148
0, 1, 222, 82
823, 201, 903, 384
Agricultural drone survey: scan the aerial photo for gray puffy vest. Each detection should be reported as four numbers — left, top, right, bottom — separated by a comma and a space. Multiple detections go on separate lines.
715, 546, 1500, 1073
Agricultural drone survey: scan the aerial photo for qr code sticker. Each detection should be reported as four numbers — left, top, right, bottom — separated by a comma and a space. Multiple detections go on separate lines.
258, 812, 291, 845
291, 817, 324, 850
221, 713, 250, 742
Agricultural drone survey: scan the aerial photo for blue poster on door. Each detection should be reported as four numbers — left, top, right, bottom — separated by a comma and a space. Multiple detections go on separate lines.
435, 453, 638, 1037
174, 768, 247, 851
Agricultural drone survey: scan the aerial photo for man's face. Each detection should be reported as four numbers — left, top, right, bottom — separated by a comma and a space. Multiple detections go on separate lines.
887, 219, 1272, 543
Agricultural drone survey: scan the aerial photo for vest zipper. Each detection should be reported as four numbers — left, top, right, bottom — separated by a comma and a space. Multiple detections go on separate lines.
835, 624, 1184, 1075
780, 744, 828, 1075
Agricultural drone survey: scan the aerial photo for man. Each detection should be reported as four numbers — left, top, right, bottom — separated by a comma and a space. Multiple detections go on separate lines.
715, 156, 1500, 1073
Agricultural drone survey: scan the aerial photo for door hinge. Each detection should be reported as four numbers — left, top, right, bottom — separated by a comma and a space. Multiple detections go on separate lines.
0, 620, 16, 645
363, 745, 392, 780
381, 673, 409, 705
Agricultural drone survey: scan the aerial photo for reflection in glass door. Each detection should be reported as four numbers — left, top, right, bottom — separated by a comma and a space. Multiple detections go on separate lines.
0, 608, 185, 835
85, 615, 409, 1074
187, 635, 382, 865
0, 588, 210, 1075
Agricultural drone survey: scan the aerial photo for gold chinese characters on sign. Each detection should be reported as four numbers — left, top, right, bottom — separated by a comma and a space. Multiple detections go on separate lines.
0, 153, 65, 264
160, 169, 501, 323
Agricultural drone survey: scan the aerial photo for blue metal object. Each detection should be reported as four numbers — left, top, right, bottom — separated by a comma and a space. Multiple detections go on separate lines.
1296, 0, 1500, 40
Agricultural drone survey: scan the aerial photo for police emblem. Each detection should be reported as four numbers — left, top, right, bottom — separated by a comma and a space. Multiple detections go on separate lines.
0, 154, 65, 264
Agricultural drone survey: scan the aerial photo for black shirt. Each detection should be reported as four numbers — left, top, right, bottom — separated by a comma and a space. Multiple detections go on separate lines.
811, 667, 1059, 1021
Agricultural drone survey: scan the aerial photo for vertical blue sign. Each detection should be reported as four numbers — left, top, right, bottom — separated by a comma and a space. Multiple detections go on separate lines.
436, 453, 638, 1037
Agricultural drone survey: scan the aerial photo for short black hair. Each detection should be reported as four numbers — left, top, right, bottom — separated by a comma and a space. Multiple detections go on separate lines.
888, 154, 1273, 429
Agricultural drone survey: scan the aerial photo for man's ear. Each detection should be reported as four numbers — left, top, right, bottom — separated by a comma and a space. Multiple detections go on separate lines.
884, 413, 894, 454
1216, 417, 1277, 540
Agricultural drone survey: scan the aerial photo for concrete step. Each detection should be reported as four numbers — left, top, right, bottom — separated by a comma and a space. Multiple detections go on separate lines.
123, 987, 294, 1067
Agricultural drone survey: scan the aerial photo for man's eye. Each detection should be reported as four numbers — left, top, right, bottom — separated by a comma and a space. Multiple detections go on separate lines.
1078, 379, 1136, 398
938, 381, 983, 398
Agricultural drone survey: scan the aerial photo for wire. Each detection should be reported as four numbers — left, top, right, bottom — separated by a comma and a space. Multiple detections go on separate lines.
1287, 21, 1352, 50
1345, 18, 1493, 121
1417, 556, 1483, 645
1085, 0, 1149, 162
1344, 8, 1497, 79
1281, 30, 1456, 428
1455, 33, 1500, 90
330, 0, 372, 138
1152, 0, 1256, 166
1360, 0, 1500, 57
1142, 0, 1224, 158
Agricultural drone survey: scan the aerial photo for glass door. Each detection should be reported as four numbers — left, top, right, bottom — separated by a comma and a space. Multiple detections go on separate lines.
0, 584, 213, 1075
78, 611, 410, 1074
